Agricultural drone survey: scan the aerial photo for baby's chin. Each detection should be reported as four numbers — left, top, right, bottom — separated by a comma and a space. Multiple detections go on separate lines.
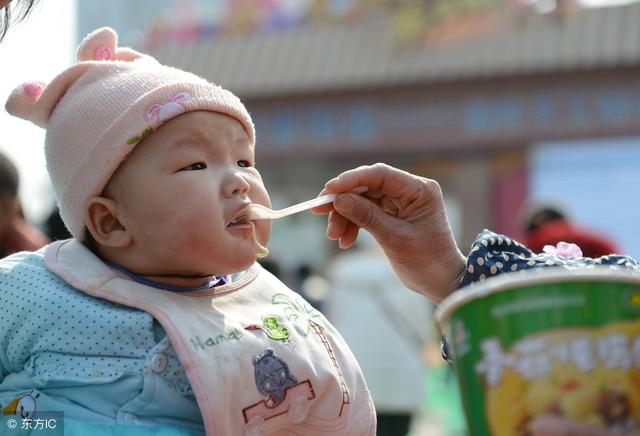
215, 255, 259, 276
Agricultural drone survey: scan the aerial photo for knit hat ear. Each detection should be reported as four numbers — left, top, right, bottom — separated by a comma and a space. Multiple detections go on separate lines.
76, 27, 151, 63
6, 27, 118, 127
4, 64, 92, 128
76, 26, 117, 62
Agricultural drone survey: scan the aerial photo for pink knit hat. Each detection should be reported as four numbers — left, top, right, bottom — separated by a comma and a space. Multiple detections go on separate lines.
5, 27, 255, 240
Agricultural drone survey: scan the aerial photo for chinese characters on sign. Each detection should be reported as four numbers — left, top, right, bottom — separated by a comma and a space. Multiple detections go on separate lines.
476, 333, 640, 387
253, 81, 640, 157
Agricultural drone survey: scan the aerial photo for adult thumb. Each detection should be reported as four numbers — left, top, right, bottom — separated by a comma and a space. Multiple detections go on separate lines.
333, 193, 396, 237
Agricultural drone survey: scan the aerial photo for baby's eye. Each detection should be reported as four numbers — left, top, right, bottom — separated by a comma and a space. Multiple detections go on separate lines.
237, 160, 252, 168
182, 162, 207, 171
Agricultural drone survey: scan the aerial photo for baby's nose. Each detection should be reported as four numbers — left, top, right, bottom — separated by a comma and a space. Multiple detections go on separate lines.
224, 171, 251, 197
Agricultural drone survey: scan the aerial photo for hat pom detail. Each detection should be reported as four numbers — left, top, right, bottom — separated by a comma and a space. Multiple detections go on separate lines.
76, 27, 117, 62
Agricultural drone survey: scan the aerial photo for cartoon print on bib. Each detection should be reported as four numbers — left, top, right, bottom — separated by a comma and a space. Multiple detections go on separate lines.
245, 315, 297, 348
3, 391, 39, 419
271, 293, 323, 337
262, 315, 290, 341
243, 349, 316, 433
272, 293, 350, 416
253, 349, 298, 406
309, 321, 351, 416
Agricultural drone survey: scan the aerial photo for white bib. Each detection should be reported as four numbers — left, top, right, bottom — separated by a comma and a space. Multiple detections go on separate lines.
45, 240, 375, 436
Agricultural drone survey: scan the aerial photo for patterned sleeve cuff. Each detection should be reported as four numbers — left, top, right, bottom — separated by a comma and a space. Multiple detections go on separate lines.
458, 229, 639, 289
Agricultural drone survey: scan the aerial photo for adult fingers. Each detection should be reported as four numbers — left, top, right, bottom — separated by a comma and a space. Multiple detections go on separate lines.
311, 201, 334, 215
326, 210, 348, 241
324, 163, 419, 199
332, 193, 398, 246
338, 221, 360, 249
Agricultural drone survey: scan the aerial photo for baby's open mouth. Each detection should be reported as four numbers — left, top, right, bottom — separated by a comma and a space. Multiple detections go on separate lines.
227, 208, 251, 227
227, 206, 269, 258
227, 217, 247, 226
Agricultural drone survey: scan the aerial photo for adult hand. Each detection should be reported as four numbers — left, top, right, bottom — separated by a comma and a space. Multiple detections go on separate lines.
530, 416, 640, 436
314, 163, 466, 303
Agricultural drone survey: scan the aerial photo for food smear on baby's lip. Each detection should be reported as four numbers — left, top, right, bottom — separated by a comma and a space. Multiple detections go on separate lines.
248, 221, 269, 258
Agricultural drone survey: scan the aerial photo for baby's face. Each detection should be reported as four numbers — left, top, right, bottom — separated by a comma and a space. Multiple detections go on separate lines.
104, 110, 271, 277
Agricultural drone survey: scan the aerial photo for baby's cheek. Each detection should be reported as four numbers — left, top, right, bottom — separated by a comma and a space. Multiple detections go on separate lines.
163, 216, 209, 249
175, 206, 213, 233
181, 222, 215, 248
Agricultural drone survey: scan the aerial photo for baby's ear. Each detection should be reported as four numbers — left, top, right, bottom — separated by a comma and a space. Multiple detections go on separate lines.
84, 196, 131, 248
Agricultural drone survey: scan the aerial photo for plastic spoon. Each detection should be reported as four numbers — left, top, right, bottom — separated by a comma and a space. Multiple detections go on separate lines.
246, 186, 368, 221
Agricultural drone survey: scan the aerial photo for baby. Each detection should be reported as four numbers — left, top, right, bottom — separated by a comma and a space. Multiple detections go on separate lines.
2, 27, 374, 436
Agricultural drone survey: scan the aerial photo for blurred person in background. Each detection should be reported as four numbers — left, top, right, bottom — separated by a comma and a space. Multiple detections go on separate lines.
326, 230, 434, 436
257, 257, 283, 280
0, 150, 49, 256
294, 263, 330, 311
43, 206, 72, 241
523, 204, 620, 258
0, 0, 50, 253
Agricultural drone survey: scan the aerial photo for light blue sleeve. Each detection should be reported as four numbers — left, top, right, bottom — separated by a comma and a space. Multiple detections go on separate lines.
0, 253, 41, 382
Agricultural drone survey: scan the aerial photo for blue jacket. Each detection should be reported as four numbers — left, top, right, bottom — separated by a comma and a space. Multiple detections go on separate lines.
0, 247, 204, 435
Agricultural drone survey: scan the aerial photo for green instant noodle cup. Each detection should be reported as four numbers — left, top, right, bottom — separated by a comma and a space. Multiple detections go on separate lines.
435, 268, 640, 436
